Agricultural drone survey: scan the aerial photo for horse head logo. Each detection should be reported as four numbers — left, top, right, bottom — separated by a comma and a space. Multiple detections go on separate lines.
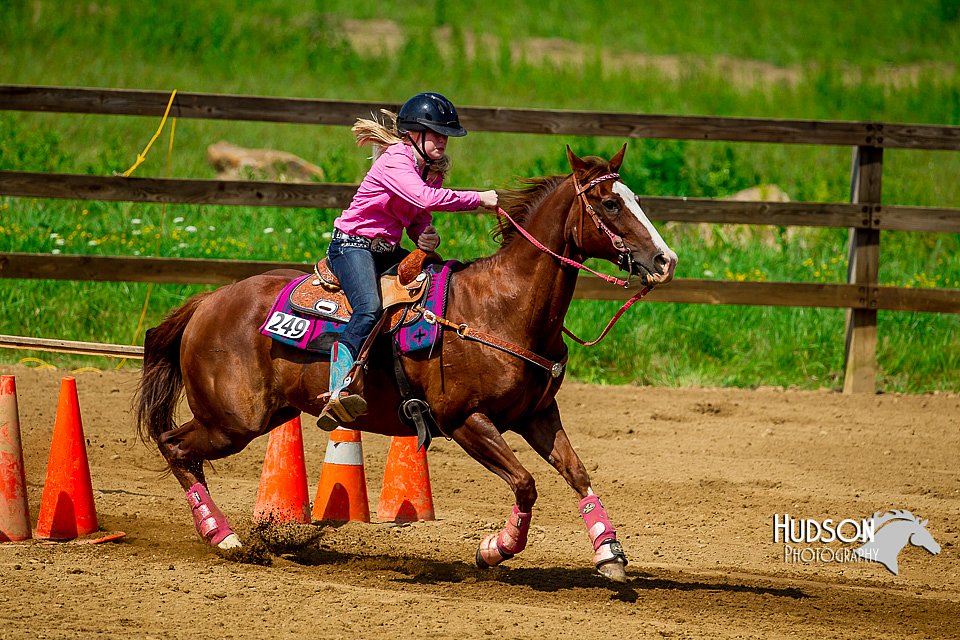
854, 510, 940, 575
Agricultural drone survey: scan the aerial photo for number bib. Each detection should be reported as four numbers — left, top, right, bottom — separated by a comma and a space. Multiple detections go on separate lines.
263, 311, 310, 340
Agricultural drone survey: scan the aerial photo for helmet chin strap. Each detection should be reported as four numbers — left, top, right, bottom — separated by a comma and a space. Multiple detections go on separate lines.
407, 133, 434, 181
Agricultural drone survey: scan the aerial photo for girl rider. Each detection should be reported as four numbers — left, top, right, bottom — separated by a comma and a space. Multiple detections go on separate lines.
317, 92, 499, 430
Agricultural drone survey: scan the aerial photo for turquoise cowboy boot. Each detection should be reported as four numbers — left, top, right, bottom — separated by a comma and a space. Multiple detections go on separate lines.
329, 341, 354, 396
316, 342, 368, 431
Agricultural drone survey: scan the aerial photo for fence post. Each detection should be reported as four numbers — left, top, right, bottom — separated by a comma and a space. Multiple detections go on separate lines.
843, 145, 882, 393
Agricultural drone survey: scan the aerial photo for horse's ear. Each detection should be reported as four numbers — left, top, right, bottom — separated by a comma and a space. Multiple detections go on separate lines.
609, 143, 627, 172
566, 145, 588, 174
921, 519, 928, 526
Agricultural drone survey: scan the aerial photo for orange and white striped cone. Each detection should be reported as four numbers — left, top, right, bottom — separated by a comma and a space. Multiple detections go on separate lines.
253, 415, 311, 524
377, 436, 435, 522
1, 376, 31, 542
311, 428, 369, 522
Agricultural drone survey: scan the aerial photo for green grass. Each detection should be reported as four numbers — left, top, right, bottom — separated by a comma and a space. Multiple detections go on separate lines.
324, 0, 960, 67
1, 1, 958, 392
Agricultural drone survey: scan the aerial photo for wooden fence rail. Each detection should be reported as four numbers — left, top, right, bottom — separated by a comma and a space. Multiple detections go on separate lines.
4, 170, 960, 233
3, 252, 957, 314
4, 85, 960, 150
2, 85, 960, 392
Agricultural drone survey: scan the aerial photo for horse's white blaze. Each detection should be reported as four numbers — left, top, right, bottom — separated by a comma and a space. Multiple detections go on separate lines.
613, 181, 674, 259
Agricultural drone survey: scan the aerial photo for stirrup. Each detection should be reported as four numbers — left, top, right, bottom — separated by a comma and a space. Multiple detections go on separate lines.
316, 393, 367, 431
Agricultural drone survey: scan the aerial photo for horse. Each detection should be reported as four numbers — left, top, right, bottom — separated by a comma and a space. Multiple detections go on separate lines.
134, 144, 677, 582
854, 510, 940, 575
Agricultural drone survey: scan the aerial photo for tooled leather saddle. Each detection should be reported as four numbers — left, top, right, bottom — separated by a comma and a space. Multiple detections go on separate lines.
288, 253, 430, 327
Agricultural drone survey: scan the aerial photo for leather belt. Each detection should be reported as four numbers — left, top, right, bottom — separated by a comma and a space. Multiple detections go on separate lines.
331, 228, 397, 254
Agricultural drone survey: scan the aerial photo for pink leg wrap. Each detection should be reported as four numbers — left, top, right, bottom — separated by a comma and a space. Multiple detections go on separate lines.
580, 495, 616, 549
185, 483, 235, 546
580, 494, 627, 567
498, 505, 532, 555
476, 505, 532, 568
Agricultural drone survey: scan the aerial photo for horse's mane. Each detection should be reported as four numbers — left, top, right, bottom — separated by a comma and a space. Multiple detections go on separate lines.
492, 157, 612, 248
492, 175, 566, 247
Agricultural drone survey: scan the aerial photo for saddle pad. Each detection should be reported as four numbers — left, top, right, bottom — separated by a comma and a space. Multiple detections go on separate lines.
259, 261, 459, 356
259, 274, 345, 355
394, 261, 458, 353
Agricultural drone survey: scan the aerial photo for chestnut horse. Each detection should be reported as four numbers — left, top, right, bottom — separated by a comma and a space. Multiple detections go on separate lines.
134, 145, 677, 582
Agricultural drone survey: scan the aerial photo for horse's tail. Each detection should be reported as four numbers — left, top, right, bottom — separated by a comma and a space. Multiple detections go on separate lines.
134, 292, 212, 444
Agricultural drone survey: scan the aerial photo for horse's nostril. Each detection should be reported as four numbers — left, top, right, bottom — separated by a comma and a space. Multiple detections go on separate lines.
654, 253, 669, 273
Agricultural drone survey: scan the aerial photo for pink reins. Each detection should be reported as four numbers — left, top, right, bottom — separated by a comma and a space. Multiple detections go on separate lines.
497, 207, 630, 287
495, 173, 654, 346
561, 286, 651, 346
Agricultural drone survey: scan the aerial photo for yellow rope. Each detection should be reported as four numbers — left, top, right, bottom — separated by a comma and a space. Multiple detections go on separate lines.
16, 357, 104, 374
121, 89, 178, 177
116, 279, 155, 370
116, 103, 178, 370
18, 357, 57, 370
12, 92, 178, 372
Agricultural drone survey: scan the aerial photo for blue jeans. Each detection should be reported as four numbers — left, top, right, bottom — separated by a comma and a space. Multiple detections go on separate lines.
327, 239, 408, 359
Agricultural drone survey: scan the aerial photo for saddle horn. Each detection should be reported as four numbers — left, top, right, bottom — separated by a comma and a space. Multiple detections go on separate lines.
399, 249, 435, 286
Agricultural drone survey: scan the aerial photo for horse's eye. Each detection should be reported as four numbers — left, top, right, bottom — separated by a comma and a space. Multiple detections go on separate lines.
602, 198, 619, 213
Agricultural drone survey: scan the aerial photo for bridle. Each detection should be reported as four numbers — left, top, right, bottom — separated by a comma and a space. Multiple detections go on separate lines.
496, 171, 654, 346
572, 172, 635, 277
420, 170, 655, 378
498, 171, 639, 287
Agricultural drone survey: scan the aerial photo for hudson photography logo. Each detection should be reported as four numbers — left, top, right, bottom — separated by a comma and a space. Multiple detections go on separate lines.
773, 509, 941, 575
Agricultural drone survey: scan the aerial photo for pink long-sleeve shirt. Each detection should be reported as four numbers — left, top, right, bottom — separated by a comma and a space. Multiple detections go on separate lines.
334, 143, 482, 245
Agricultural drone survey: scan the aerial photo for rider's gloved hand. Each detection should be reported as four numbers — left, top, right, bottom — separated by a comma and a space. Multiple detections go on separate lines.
479, 190, 499, 210
417, 225, 441, 252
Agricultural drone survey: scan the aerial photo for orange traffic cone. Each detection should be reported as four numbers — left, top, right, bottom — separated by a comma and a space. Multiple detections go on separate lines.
377, 436, 435, 522
35, 377, 99, 539
312, 427, 369, 522
253, 415, 310, 524
1, 376, 31, 542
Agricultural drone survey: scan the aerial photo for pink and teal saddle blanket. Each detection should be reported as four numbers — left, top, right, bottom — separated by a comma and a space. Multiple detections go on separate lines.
259, 261, 459, 356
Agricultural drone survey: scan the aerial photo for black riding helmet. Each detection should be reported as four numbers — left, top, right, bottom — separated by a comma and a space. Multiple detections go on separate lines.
397, 92, 467, 138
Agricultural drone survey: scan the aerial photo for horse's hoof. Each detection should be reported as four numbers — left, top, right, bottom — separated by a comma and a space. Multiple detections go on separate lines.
217, 533, 242, 550
475, 533, 512, 568
597, 559, 627, 583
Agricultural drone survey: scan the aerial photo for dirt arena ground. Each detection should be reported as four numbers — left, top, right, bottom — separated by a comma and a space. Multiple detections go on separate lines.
0, 364, 957, 639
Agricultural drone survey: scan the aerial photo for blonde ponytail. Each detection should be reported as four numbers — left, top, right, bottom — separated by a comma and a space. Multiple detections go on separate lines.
352, 110, 451, 180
